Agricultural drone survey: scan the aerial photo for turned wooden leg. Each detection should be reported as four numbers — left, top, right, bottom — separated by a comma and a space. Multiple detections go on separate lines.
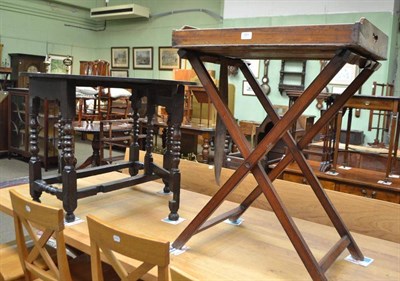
163, 126, 172, 193
201, 137, 210, 163
62, 119, 77, 223
29, 96, 42, 202
168, 122, 181, 221
130, 92, 141, 176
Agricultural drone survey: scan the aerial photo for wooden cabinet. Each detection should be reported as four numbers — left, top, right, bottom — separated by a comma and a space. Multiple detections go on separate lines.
8, 88, 58, 170
9, 54, 45, 88
0, 91, 8, 153
338, 183, 399, 203
282, 160, 400, 203
282, 173, 337, 191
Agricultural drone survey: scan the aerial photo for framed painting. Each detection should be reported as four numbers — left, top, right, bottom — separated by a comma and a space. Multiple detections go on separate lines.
159, 47, 180, 70
48, 54, 73, 74
245, 59, 260, 78
330, 63, 357, 85
111, 47, 129, 68
242, 81, 255, 96
110, 69, 129, 78
133, 47, 153, 69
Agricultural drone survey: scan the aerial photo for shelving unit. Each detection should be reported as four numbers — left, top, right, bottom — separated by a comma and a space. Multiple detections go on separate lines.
8, 88, 58, 170
278, 60, 306, 94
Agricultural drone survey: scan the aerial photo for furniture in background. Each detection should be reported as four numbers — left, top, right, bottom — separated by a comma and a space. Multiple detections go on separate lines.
0, 66, 12, 90
7, 88, 58, 170
171, 69, 235, 128
330, 94, 400, 181
171, 18, 387, 280
368, 82, 395, 146
286, 90, 334, 171
0, 89, 9, 154
77, 60, 131, 123
238, 120, 260, 147
282, 159, 400, 203
9, 54, 45, 88
189, 84, 235, 127
100, 119, 136, 164
278, 60, 307, 94
189, 86, 213, 127
27, 73, 194, 223
226, 113, 314, 170
225, 120, 262, 169
255, 114, 315, 166
172, 69, 216, 125
73, 119, 134, 169
139, 118, 215, 163
161, 121, 215, 163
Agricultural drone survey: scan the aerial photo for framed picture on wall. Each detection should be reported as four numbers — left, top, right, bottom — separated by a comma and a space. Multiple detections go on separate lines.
245, 59, 260, 78
242, 81, 255, 96
111, 47, 129, 68
133, 47, 153, 69
110, 69, 129, 78
48, 54, 73, 74
159, 47, 181, 70
330, 63, 357, 85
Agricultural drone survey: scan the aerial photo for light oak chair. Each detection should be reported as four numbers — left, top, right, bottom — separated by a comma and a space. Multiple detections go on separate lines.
87, 214, 196, 281
0, 242, 24, 281
9, 190, 118, 281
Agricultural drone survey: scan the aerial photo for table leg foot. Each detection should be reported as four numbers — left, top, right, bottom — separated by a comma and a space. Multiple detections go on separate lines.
168, 198, 179, 221
65, 213, 75, 223
163, 183, 171, 193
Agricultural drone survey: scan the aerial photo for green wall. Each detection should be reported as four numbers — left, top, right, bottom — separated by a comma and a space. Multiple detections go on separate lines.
222, 12, 398, 145
0, 0, 223, 75
0, 0, 398, 144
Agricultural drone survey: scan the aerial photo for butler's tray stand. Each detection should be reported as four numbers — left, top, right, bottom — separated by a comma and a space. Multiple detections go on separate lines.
171, 18, 388, 281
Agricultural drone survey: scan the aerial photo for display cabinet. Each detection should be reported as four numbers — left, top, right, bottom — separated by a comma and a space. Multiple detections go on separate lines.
0, 91, 8, 153
8, 88, 58, 170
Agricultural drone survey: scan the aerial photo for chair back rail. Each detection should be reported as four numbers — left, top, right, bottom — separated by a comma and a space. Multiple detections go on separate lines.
9, 190, 72, 281
88, 214, 186, 281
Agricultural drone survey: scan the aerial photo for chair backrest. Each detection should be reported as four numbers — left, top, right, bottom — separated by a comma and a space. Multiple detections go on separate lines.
87, 214, 171, 281
9, 190, 72, 281
81, 60, 110, 76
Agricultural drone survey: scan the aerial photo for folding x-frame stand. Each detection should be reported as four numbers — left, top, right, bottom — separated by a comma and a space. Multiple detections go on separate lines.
171, 19, 387, 280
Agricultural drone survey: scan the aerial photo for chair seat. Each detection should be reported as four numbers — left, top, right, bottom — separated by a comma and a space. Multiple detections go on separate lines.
103, 88, 132, 98
0, 244, 24, 281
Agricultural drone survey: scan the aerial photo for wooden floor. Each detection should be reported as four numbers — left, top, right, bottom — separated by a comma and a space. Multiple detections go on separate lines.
0, 172, 399, 281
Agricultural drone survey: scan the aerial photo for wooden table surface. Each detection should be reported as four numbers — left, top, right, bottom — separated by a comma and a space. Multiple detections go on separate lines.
172, 19, 388, 60
0, 172, 399, 281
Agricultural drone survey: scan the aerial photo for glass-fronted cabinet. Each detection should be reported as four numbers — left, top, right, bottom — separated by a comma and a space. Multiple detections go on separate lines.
8, 88, 58, 170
